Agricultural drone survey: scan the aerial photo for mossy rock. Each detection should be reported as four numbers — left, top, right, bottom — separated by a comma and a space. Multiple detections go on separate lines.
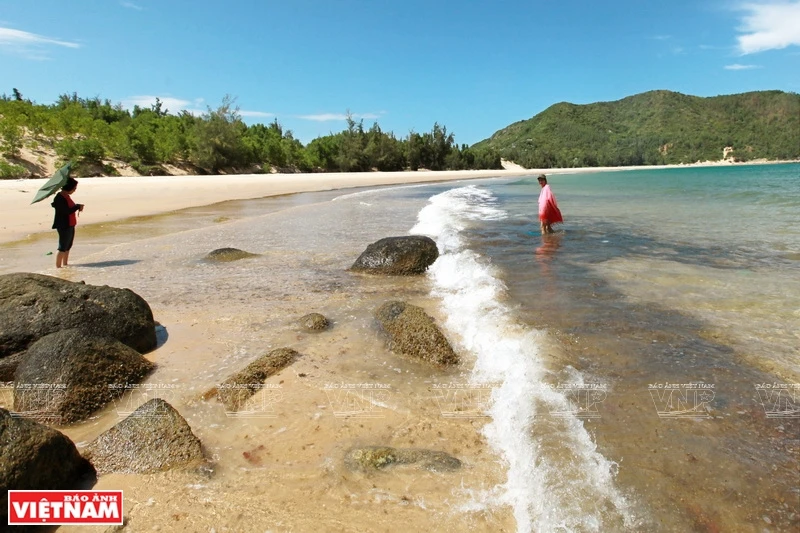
204, 248, 259, 262
345, 446, 461, 473
207, 348, 300, 411
350, 236, 439, 275
82, 399, 204, 474
375, 301, 458, 365
299, 313, 330, 332
1, 408, 96, 517
14, 329, 155, 424
0, 273, 157, 375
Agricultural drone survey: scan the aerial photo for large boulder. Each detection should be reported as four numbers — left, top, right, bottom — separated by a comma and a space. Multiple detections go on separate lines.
350, 236, 439, 275
0, 408, 96, 523
345, 446, 461, 473
14, 329, 155, 424
0, 353, 23, 383
375, 301, 459, 365
0, 273, 157, 374
82, 399, 204, 474
206, 348, 300, 411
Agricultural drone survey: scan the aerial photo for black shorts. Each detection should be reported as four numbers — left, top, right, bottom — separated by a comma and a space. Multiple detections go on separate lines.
57, 226, 75, 252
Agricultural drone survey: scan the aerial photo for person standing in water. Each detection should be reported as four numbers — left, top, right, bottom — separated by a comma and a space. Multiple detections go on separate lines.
51, 177, 84, 268
537, 174, 563, 234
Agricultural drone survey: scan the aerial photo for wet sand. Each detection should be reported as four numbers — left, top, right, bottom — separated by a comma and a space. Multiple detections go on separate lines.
1, 185, 518, 532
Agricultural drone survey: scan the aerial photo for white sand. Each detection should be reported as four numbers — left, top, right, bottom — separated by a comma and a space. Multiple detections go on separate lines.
1, 169, 544, 244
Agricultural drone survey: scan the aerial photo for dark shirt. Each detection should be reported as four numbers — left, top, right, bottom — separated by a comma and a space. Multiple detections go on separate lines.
52, 192, 81, 229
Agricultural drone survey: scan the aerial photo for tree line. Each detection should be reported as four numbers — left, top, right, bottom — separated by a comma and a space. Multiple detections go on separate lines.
0, 89, 501, 178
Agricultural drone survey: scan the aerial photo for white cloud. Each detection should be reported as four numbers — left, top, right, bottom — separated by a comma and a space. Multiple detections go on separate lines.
298, 111, 383, 122
239, 110, 274, 118
0, 26, 79, 59
298, 113, 347, 122
120, 1, 143, 10
121, 96, 272, 120
735, 1, 800, 54
724, 63, 761, 69
121, 95, 205, 115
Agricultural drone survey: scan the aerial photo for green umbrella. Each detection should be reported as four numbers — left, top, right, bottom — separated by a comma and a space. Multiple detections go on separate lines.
31, 162, 73, 204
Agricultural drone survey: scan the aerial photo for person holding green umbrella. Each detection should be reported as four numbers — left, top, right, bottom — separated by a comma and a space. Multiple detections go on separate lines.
31, 162, 85, 268
51, 177, 84, 268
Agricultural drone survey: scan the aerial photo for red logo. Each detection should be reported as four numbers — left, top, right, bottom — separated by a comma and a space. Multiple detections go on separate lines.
8, 490, 123, 525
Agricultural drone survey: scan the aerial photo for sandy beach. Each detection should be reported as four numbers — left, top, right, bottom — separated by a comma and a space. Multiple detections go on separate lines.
0, 161, 758, 245
2, 161, 797, 531
2, 169, 527, 244
2, 168, 540, 531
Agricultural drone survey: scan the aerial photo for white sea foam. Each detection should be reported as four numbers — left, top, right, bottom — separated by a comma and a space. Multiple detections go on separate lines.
331, 181, 459, 202
411, 185, 636, 532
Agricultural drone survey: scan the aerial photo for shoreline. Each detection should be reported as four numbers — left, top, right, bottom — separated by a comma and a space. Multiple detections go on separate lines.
1, 160, 796, 246
1, 161, 797, 530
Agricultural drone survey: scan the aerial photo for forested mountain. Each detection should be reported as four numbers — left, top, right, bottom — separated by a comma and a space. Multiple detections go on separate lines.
473, 90, 800, 168
0, 91, 501, 178
3, 89, 797, 179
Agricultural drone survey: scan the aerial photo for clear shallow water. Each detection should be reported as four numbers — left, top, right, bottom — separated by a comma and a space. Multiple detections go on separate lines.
409, 163, 799, 531
1, 165, 798, 532
479, 163, 800, 382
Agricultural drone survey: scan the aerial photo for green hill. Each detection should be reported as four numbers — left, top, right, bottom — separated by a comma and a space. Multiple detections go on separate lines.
473, 90, 800, 168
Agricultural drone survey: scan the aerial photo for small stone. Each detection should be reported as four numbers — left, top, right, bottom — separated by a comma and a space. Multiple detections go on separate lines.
299, 313, 330, 332
204, 248, 258, 262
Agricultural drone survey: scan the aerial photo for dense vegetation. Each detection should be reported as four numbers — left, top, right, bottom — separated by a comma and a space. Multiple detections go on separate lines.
474, 90, 800, 168
0, 90, 501, 178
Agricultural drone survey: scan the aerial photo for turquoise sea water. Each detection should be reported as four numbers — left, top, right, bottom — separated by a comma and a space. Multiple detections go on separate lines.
476, 163, 800, 379
493, 163, 800, 265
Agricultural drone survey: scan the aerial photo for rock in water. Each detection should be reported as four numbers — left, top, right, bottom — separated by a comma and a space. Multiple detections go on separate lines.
208, 347, 300, 411
14, 329, 155, 424
204, 248, 259, 262
350, 236, 439, 275
0, 273, 157, 378
82, 399, 204, 474
345, 446, 461, 472
0, 408, 95, 521
375, 301, 459, 365
299, 313, 330, 332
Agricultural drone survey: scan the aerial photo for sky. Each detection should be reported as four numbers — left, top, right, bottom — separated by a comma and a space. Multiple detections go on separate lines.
1, 0, 799, 146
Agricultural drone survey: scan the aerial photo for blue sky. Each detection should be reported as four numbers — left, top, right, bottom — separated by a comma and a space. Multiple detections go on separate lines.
1, 0, 799, 145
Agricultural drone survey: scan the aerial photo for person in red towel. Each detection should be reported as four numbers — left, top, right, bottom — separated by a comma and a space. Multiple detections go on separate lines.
537, 174, 563, 234
51, 177, 84, 268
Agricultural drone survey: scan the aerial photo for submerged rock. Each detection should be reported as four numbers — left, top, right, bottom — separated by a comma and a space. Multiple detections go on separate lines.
82, 399, 204, 474
375, 301, 459, 365
208, 347, 300, 411
0, 273, 157, 374
0, 408, 95, 517
14, 329, 155, 424
344, 446, 461, 473
299, 312, 330, 332
350, 236, 439, 275
204, 248, 259, 262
